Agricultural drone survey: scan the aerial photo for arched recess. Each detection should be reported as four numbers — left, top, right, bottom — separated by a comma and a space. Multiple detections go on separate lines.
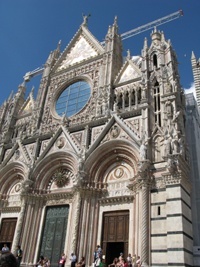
152, 134, 164, 162
85, 140, 139, 184
0, 162, 27, 196
32, 151, 78, 191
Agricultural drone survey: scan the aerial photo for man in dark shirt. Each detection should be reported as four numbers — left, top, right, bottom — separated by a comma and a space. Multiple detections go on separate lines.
16, 245, 23, 267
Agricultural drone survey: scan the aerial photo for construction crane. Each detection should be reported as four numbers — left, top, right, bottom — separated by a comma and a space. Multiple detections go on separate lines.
101, 9, 183, 44
23, 67, 44, 82
24, 10, 183, 82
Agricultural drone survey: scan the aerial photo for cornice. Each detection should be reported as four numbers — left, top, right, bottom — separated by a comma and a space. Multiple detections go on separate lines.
1, 206, 21, 213
99, 195, 134, 205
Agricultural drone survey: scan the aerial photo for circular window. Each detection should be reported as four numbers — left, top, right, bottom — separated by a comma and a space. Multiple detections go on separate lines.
55, 81, 91, 117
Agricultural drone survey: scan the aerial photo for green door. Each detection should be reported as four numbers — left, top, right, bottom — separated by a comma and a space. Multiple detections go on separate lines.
40, 205, 69, 267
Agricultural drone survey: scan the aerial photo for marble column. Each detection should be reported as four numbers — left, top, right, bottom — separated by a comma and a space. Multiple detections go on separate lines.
11, 198, 26, 253
140, 180, 149, 267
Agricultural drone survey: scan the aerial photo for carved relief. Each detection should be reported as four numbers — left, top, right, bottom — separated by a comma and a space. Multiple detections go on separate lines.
110, 125, 120, 138
91, 126, 104, 143
56, 137, 65, 149
70, 132, 84, 147
125, 118, 141, 137
51, 168, 73, 188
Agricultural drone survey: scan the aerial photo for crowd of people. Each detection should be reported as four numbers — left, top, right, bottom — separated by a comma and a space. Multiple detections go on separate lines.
0, 243, 142, 267
58, 252, 85, 267
107, 253, 141, 267
93, 245, 141, 267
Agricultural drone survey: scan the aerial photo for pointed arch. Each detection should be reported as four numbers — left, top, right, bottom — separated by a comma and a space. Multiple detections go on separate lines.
32, 151, 78, 190
0, 162, 27, 195
85, 140, 139, 184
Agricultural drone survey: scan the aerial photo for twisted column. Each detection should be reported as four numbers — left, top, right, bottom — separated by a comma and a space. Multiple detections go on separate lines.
141, 180, 149, 267
71, 191, 81, 253
11, 198, 26, 253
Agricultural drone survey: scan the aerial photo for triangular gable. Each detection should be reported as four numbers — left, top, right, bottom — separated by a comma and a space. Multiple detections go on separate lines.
18, 93, 34, 116
37, 126, 80, 162
151, 124, 164, 140
1, 140, 32, 167
86, 114, 140, 158
115, 58, 141, 85
55, 25, 104, 72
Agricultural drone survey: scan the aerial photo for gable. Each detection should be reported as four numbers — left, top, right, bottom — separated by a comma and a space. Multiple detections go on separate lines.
18, 95, 34, 116
119, 64, 140, 83
57, 36, 99, 71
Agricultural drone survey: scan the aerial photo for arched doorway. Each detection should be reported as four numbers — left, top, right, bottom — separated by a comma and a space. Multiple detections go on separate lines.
39, 205, 69, 267
101, 210, 129, 265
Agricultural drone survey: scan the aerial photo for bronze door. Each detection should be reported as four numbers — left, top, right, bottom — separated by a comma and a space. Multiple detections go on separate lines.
0, 218, 17, 250
39, 205, 69, 267
101, 211, 129, 265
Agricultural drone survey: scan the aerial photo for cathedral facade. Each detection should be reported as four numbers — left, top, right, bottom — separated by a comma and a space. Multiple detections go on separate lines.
0, 17, 194, 267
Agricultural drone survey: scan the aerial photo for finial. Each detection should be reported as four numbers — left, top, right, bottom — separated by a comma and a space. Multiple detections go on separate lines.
191, 51, 195, 59
160, 31, 164, 41
114, 16, 118, 26
57, 40, 61, 51
143, 37, 148, 49
127, 49, 131, 60
82, 13, 91, 26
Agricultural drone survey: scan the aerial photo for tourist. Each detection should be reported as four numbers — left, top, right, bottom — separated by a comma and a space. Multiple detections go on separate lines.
0, 252, 18, 267
16, 245, 23, 267
108, 257, 118, 267
2, 244, 9, 253
76, 256, 85, 267
70, 253, 77, 267
94, 245, 102, 262
37, 255, 45, 267
135, 256, 141, 267
94, 254, 101, 267
59, 253, 66, 267
127, 254, 132, 267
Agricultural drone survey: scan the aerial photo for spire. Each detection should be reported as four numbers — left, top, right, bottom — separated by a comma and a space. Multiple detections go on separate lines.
113, 16, 118, 26
161, 31, 165, 42
112, 16, 119, 35
143, 37, 148, 50
57, 40, 61, 53
191, 51, 196, 60
151, 27, 161, 42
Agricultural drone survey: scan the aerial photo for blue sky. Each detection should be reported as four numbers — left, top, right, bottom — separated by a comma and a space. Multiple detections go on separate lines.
0, 0, 199, 105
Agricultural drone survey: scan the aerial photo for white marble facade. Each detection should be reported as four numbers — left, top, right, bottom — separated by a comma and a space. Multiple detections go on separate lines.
0, 17, 196, 267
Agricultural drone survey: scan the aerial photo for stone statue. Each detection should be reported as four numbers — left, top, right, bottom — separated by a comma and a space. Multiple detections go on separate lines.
178, 135, 185, 156
140, 140, 147, 160
171, 133, 179, 154
164, 134, 172, 156
165, 100, 173, 118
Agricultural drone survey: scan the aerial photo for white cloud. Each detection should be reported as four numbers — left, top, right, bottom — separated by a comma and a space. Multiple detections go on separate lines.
184, 82, 196, 98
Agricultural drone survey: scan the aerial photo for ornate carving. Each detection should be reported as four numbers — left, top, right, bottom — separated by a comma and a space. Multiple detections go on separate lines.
56, 137, 65, 149
110, 125, 120, 138
21, 179, 34, 195
52, 168, 71, 188
114, 167, 124, 178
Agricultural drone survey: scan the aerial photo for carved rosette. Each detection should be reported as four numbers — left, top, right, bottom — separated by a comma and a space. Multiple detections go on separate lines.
52, 168, 71, 188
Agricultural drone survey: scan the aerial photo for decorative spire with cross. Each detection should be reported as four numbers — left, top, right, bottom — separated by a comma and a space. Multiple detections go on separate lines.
82, 13, 91, 26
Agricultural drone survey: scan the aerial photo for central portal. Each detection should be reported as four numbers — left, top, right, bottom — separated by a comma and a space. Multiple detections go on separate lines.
101, 210, 129, 265
39, 205, 69, 267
